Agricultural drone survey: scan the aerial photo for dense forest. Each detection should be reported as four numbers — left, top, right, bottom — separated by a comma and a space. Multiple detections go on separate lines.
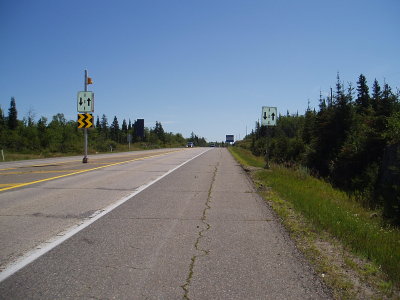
240, 74, 400, 224
0, 99, 208, 155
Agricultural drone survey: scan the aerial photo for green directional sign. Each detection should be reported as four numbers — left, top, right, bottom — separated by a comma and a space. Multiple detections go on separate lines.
77, 91, 94, 112
261, 106, 277, 126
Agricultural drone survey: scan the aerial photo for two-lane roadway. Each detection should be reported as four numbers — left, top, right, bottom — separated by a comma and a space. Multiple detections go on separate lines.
0, 148, 331, 299
0, 148, 205, 273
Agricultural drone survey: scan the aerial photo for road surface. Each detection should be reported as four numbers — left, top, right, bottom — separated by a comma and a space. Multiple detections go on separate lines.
0, 148, 330, 299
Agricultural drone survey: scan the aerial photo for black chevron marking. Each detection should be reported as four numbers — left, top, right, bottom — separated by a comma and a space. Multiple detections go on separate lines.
77, 114, 93, 128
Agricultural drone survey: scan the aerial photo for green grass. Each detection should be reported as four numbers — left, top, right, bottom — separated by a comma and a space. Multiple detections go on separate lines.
228, 147, 400, 285
229, 146, 264, 168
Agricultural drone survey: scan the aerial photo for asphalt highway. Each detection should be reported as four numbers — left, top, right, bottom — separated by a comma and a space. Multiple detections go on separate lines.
0, 148, 331, 299
0, 148, 197, 272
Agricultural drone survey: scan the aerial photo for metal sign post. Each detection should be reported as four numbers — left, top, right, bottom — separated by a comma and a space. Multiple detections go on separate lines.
77, 70, 94, 163
82, 70, 89, 163
261, 106, 277, 169
128, 134, 132, 150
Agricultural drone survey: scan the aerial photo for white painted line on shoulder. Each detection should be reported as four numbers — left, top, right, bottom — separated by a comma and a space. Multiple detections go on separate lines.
0, 148, 211, 283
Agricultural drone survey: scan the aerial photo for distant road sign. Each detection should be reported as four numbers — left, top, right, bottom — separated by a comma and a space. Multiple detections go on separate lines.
226, 135, 234, 143
77, 91, 94, 112
261, 106, 277, 126
77, 113, 93, 128
135, 119, 145, 138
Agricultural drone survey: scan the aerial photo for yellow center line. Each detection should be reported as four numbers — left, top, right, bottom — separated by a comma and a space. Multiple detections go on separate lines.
0, 151, 176, 171
0, 149, 182, 192
0, 167, 18, 171
0, 160, 82, 171
0, 170, 84, 175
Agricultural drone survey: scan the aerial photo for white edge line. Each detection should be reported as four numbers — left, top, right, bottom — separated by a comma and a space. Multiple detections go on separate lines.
0, 148, 211, 283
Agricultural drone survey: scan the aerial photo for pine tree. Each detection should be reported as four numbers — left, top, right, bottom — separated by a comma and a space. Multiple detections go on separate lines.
110, 116, 120, 142
333, 74, 353, 151
100, 114, 108, 138
96, 116, 101, 128
111, 116, 119, 129
154, 121, 165, 142
327, 87, 333, 107
37, 117, 48, 148
318, 91, 327, 112
307, 91, 337, 177
381, 83, 397, 117
334, 73, 353, 108
0, 106, 5, 149
0, 106, 4, 127
371, 79, 387, 134
254, 121, 260, 139
8, 97, 18, 130
122, 119, 128, 133
302, 105, 315, 145
356, 74, 371, 113
372, 79, 381, 112
101, 114, 108, 129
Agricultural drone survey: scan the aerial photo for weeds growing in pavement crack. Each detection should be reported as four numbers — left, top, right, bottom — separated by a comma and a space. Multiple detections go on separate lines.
181, 164, 218, 300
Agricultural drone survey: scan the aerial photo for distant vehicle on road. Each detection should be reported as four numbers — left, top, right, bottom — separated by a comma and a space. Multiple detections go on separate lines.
209, 143, 215, 147
186, 142, 194, 148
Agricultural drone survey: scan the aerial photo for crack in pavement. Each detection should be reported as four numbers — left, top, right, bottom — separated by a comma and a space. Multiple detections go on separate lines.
181, 163, 218, 300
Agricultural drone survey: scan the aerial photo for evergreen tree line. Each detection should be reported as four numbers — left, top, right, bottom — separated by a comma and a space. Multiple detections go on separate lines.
0, 99, 192, 154
244, 74, 400, 224
189, 131, 208, 147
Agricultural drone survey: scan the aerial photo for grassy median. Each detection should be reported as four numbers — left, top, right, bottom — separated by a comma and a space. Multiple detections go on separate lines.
229, 146, 400, 297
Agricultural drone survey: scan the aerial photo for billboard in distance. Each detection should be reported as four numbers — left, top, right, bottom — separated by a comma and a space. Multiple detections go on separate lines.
226, 135, 234, 143
135, 119, 144, 138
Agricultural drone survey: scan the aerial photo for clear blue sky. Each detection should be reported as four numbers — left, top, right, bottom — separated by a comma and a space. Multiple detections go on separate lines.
1, 0, 399, 142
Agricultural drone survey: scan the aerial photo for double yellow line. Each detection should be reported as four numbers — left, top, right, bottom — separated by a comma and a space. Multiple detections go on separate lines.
0, 150, 181, 192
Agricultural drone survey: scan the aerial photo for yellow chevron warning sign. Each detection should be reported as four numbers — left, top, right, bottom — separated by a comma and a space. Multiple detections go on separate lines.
78, 113, 93, 128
